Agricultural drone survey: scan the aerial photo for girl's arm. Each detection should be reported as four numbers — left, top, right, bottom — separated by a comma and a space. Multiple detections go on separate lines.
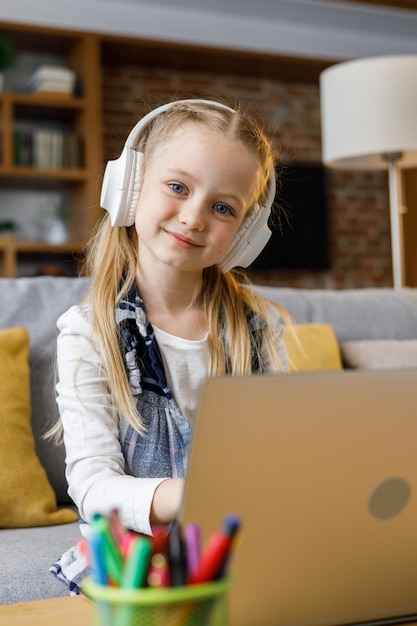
56, 305, 179, 535
150, 477, 184, 526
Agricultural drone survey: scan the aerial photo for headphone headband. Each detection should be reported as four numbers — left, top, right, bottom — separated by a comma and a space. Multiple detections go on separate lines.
100, 98, 275, 272
124, 99, 235, 149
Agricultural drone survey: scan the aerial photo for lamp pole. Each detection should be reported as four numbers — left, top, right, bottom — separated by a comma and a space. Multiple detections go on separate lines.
383, 152, 405, 290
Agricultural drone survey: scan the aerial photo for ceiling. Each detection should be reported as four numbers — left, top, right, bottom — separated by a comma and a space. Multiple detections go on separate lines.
97, 0, 417, 82
2, 0, 417, 76
110, 0, 417, 15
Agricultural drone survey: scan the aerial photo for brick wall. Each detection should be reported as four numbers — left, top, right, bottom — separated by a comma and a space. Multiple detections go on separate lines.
101, 64, 392, 289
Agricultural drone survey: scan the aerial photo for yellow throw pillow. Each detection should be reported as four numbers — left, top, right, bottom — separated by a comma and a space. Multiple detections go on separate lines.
283, 323, 342, 373
0, 327, 77, 528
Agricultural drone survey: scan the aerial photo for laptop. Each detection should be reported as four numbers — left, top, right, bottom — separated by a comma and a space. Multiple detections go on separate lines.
180, 369, 417, 626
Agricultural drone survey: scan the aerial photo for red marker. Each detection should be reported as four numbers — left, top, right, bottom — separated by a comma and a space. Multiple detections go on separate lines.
108, 508, 126, 546
187, 515, 241, 585
187, 531, 233, 585
151, 526, 169, 555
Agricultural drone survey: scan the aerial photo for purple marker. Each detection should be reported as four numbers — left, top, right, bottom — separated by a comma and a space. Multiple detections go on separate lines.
183, 522, 201, 578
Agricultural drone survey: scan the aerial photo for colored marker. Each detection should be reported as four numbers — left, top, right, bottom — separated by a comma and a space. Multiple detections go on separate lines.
90, 514, 123, 586
151, 526, 169, 555
119, 532, 139, 560
77, 537, 90, 560
218, 515, 241, 577
187, 518, 240, 586
87, 530, 108, 585
168, 519, 187, 586
223, 514, 241, 539
121, 535, 152, 589
108, 508, 126, 546
183, 522, 201, 578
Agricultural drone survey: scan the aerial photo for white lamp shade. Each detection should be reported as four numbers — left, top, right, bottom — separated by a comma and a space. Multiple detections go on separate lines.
320, 55, 417, 170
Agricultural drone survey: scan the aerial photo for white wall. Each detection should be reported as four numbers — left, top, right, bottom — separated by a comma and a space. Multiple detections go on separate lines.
1, 0, 417, 61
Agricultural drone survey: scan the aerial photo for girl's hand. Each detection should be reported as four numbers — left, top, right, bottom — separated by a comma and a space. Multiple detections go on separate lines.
150, 478, 184, 526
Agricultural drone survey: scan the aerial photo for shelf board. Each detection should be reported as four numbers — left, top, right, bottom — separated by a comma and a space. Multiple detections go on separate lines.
0, 92, 86, 109
0, 167, 88, 182
0, 236, 85, 252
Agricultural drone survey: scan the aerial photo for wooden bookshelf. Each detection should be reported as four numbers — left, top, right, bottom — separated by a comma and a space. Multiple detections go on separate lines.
0, 235, 85, 277
0, 23, 103, 277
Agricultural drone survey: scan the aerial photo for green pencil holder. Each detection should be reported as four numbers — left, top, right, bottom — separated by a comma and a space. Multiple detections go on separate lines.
82, 577, 232, 626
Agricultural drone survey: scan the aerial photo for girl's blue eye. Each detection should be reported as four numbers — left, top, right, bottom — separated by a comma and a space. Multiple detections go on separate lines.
213, 203, 232, 216
169, 183, 186, 194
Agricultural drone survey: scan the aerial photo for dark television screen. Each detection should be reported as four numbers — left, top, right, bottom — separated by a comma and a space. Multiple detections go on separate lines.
249, 164, 330, 270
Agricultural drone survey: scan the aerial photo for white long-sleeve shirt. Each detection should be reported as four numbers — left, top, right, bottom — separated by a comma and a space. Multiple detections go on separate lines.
57, 303, 211, 535
56, 302, 286, 535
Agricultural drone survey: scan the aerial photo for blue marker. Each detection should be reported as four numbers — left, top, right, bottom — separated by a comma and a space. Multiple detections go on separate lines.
223, 514, 241, 539
90, 514, 123, 585
218, 514, 242, 578
88, 531, 107, 585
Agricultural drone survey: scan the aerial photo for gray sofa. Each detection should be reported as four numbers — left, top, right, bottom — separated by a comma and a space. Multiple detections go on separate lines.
1, 276, 417, 604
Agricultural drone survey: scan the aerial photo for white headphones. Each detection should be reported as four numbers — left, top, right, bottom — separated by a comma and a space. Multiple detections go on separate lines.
100, 99, 276, 272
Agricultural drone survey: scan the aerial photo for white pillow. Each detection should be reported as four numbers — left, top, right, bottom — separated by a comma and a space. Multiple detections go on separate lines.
341, 340, 417, 370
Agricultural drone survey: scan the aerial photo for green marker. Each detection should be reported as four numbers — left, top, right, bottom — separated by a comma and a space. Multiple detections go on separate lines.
90, 514, 123, 586
121, 535, 152, 589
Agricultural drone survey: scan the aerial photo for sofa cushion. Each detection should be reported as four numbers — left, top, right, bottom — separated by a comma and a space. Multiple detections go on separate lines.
256, 287, 417, 342
0, 520, 80, 603
341, 339, 417, 370
0, 326, 77, 528
1, 276, 91, 504
284, 323, 342, 372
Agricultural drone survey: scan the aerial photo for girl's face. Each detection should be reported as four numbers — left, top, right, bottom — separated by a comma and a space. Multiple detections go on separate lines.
134, 124, 259, 275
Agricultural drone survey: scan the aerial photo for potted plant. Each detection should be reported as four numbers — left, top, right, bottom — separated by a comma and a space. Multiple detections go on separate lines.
0, 36, 16, 90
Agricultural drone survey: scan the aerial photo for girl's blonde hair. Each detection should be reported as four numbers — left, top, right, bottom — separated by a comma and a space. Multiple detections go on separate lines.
59, 100, 289, 437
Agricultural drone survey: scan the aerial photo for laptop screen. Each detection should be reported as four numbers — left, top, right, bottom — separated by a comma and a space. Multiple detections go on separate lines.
180, 369, 417, 626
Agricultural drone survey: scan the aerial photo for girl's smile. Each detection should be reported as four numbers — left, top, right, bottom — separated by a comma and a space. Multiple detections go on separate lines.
164, 229, 204, 249
134, 124, 259, 275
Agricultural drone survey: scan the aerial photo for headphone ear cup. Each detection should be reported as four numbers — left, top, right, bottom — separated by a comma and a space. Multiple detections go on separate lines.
219, 204, 272, 273
219, 168, 276, 273
100, 148, 144, 227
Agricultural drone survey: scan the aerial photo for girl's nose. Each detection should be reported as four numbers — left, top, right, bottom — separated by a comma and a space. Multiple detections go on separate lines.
178, 200, 206, 231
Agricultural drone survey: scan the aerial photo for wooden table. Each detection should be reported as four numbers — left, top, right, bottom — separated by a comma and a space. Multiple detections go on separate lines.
0, 595, 93, 625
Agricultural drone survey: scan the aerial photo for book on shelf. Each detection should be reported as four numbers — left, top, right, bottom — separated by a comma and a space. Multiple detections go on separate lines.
27, 64, 76, 96
13, 128, 82, 170
13, 130, 33, 167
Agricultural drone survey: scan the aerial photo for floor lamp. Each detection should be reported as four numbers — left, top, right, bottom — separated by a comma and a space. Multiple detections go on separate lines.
320, 55, 417, 289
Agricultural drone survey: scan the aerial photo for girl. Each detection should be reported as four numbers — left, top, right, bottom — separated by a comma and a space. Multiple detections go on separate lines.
50, 98, 289, 592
